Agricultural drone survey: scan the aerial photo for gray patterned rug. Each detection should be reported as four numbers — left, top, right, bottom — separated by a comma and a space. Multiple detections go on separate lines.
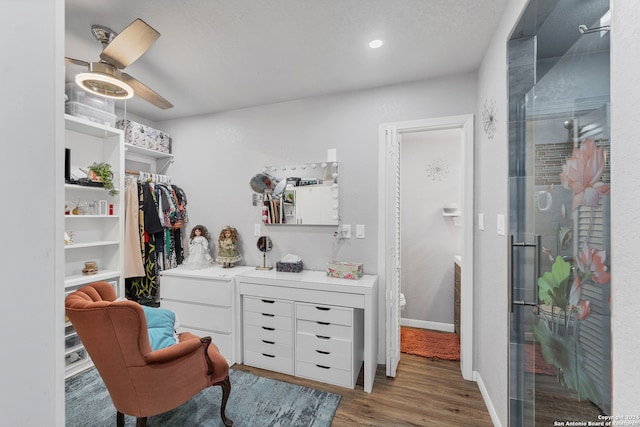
66, 367, 341, 426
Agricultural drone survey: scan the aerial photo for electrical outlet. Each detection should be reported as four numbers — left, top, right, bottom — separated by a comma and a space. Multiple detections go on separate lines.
254, 224, 261, 236
341, 224, 351, 238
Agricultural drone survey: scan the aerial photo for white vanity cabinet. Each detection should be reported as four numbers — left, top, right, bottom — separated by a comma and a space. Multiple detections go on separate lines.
64, 114, 124, 378
243, 296, 294, 374
295, 302, 363, 388
159, 266, 253, 364
237, 270, 377, 392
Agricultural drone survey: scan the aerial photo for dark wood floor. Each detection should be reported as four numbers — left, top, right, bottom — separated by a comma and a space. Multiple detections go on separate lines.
233, 353, 493, 426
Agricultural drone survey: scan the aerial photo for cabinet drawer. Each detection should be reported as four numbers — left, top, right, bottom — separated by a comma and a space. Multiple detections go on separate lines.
245, 324, 293, 345
244, 311, 293, 331
245, 336, 293, 358
296, 331, 351, 356
65, 347, 89, 368
161, 275, 232, 306
162, 300, 232, 334
244, 296, 292, 317
297, 319, 352, 340
296, 360, 353, 388
245, 350, 293, 375
65, 333, 82, 350
296, 303, 352, 326
296, 339, 352, 371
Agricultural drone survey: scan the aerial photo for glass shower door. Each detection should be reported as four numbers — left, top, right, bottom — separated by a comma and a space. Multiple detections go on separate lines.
508, 0, 611, 425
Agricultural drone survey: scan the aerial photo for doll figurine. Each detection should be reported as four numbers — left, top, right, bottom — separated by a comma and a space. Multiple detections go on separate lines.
216, 226, 242, 268
181, 225, 214, 269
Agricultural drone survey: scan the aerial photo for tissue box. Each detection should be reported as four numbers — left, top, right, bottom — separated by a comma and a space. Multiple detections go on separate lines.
276, 260, 303, 273
327, 261, 363, 280
116, 119, 172, 154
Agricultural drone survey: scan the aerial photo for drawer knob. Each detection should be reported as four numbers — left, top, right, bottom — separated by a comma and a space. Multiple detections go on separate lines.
262, 326, 275, 331
316, 307, 330, 311
261, 299, 275, 304
316, 335, 330, 340
316, 350, 330, 355
261, 313, 275, 317
262, 340, 275, 345
261, 353, 275, 358
317, 321, 330, 326
316, 364, 331, 369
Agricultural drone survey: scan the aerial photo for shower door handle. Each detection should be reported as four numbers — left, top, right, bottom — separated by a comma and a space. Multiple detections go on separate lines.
509, 235, 541, 312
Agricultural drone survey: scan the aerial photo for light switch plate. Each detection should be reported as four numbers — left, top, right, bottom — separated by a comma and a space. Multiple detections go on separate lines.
341, 224, 351, 238
497, 214, 505, 236
478, 213, 484, 231
356, 224, 365, 238
254, 224, 261, 236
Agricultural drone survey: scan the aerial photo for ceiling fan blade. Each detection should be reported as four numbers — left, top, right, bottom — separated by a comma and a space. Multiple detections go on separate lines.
100, 18, 160, 69
65, 57, 89, 67
121, 73, 173, 109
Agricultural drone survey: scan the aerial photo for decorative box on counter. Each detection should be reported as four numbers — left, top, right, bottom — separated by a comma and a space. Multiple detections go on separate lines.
327, 261, 363, 280
276, 254, 303, 272
116, 119, 172, 154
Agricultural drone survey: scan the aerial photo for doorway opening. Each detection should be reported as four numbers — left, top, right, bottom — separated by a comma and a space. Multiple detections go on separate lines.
378, 114, 474, 380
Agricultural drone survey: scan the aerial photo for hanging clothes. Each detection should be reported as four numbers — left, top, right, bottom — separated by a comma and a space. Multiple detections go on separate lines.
124, 178, 144, 278
124, 175, 189, 304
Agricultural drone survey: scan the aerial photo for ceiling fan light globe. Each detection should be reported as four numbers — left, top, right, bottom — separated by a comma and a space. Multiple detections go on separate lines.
75, 72, 134, 100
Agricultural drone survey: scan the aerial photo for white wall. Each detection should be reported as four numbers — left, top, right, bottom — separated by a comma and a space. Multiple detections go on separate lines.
158, 74, 478, 361
0, 1, 65, 426
400, 129, 462, 328
610, 0, 640, 415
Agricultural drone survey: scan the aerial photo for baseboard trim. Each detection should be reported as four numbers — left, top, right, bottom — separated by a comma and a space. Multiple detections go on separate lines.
401, 318, 455, 333
474, 370, 502, 427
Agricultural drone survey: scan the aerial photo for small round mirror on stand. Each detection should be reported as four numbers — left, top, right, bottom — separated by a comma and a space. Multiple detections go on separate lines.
256, 236, 273, 270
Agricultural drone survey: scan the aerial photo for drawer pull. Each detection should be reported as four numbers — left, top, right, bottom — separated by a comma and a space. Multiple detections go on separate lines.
262, 340, 275, 345
316, 335, 330, 340
261, 353, 276, 358
262, 326, 275, 331
315, 307, 330, 311
316, 350, 330, 355
261, 299, 275, 304
317, 321, 330, 325
316, 364, 331, 369
261, 313, 275, 317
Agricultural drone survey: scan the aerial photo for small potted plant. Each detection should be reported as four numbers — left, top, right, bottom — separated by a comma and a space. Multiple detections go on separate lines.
87, 162, 118, 196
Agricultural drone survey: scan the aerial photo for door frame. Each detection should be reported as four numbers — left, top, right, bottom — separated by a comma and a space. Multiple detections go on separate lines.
378, 114, 475, 380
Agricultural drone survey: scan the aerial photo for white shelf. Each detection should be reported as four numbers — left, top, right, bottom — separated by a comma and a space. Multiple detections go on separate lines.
65, 270, 121, 288
64, 240, 119, 249
125, 143, 174, 160
65, 114, 121, 137
65, 214, 120, 219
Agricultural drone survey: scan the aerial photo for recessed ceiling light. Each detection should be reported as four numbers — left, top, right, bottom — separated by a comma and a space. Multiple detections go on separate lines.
369, 39, 383, 49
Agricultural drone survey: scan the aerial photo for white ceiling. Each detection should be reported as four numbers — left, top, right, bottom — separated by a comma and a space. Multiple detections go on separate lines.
65, 0, 508, 122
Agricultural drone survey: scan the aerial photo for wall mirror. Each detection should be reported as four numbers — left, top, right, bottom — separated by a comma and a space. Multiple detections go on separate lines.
252, 162, 339, 226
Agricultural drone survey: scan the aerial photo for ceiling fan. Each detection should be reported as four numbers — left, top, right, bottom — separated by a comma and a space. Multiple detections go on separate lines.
65, 18, 173, 109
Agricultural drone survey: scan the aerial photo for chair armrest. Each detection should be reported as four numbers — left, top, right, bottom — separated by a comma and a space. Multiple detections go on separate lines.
144, 337, 204, 365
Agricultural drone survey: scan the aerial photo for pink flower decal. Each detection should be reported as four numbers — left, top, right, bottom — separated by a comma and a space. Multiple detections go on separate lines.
576, 242, 611, 285
560, 139, 610, 210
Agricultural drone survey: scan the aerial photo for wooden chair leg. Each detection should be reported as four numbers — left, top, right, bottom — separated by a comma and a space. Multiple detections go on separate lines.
136, 417, 147, 427
117, 411, 124, 427
216, 375, 233, 426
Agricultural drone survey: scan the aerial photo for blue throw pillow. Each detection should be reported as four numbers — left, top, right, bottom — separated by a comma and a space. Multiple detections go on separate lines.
141, 306, 179, 351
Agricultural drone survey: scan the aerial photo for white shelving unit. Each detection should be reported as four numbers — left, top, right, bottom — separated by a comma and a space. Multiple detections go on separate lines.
64, 114, 124, 378
124, 142, 174, 174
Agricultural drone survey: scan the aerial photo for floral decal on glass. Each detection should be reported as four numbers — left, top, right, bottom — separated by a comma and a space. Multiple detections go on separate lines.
533, 137, 610, 405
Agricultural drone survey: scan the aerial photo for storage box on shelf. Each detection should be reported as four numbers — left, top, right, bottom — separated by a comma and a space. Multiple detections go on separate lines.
64, 114, 124, 378
117, 119, 172, 154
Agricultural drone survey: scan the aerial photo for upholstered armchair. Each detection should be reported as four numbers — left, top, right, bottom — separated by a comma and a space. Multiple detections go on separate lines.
65, 281, 233, 427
